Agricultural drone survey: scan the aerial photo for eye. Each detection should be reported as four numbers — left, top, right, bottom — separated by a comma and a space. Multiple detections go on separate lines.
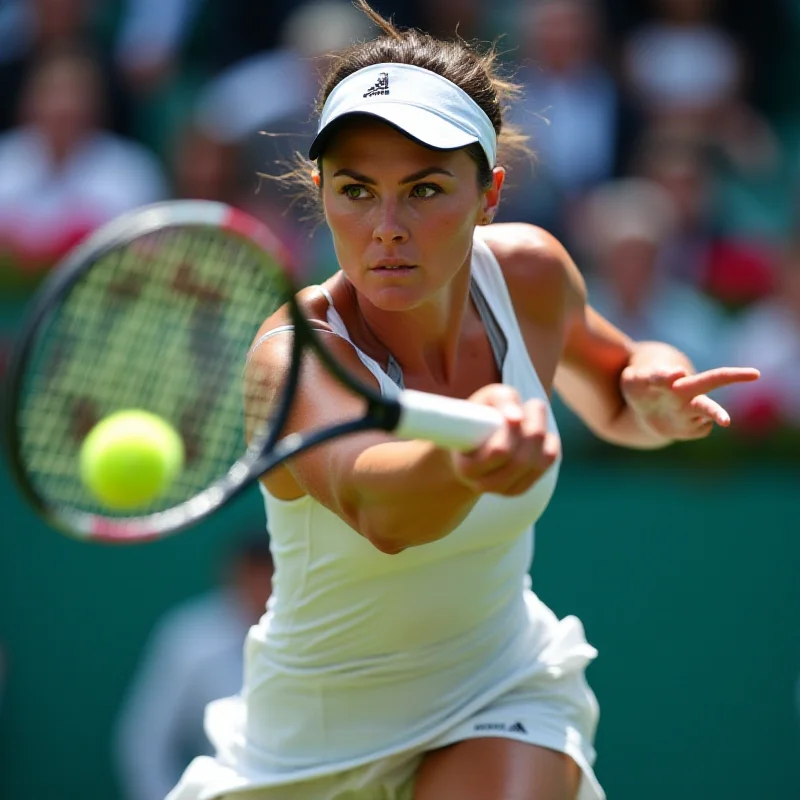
340, 184, 371, 200
410, 184, 441, 199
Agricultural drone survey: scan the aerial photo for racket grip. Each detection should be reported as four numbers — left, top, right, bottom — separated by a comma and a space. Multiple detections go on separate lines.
394, 389, 504, 451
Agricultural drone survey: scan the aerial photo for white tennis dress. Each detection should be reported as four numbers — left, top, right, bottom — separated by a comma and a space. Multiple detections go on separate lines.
167, 235, 604, 800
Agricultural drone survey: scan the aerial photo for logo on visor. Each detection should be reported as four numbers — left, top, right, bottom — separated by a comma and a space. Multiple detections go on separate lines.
363, 72, 389, 98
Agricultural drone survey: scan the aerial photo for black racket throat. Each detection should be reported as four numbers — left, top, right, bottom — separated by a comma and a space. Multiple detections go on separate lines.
249, 306, 403, 479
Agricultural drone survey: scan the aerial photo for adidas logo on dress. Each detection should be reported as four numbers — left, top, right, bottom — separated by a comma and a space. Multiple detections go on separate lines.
363, 72, 390, 97
473, 721, 528, 734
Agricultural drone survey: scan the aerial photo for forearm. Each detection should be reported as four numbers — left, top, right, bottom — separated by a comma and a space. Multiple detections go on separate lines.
603, 341, 696, 449
343, 439, 480, 554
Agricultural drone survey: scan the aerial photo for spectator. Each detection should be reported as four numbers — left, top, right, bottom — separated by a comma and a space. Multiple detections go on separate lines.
500, 0, 639, 239
216, 0, 426, 73
0, 0, 132, 135
192, 0, 374, 281
114, 537, 274, 800
209, 0, 425, 71
621, 0, 779, 176
631, 122, 776, 305
725, 234, 800, 433
623, 0, 740, 118
579, 178, 730, 373
0, 45, 167, 281
212, 0, 336, 69
616, 0, 792, 115
169, 122, 241, 203
166, 121, 324, 271
113, 0, 228, 155
194, 0, 374, 148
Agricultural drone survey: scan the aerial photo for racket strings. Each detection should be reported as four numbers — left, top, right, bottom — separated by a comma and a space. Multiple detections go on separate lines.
17, 227, 289, 515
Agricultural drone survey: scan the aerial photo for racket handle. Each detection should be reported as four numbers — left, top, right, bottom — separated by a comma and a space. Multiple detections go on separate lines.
394, 389, 504, 451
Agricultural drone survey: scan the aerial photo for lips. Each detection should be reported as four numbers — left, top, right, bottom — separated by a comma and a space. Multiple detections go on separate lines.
369, 260, 417, 272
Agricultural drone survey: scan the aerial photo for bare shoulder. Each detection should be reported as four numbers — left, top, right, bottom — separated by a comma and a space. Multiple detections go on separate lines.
476, 223, 586, 323
249, 284, 335, 352
245, 278, 379, 399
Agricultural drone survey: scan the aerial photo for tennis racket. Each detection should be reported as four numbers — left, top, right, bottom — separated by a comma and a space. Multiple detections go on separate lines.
3, 200, 504, 543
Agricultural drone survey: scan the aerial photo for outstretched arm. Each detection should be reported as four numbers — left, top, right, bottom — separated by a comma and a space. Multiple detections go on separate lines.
246, 317, 556, 554
558, 303, 759, 448
486, 223, 760, 449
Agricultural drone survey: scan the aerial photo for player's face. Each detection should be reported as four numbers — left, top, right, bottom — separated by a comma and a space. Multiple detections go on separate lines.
318, 119, 502, 311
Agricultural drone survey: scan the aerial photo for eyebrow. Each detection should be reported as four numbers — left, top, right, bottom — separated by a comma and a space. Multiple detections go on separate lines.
331, 166, 455, 185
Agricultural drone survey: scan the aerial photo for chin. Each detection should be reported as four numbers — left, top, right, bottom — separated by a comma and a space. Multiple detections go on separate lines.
356, 273, 429, 312
366, 286, 427, 313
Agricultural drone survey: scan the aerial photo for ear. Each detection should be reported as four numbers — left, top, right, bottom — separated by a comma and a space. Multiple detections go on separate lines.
478, 167, 505, 225
312, 170, 321, 188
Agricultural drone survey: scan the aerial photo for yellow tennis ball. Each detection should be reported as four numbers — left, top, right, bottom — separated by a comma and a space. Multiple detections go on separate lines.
79, 410, 184, 510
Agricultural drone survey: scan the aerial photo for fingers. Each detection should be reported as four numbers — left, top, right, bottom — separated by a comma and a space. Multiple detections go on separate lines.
672, 367, 761, 397
686, 418, 715, 439
452, 395, 560, 496
467, 384, 524, 426
621, 365, 688, 394
508, 401, 559, 483
505, 431, 560, 496
619, 363, 758, 441
460, 385, 525, 472
688, 394, 731, 427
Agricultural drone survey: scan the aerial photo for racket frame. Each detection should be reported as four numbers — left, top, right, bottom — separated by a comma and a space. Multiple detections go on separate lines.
3, 201, 402, 543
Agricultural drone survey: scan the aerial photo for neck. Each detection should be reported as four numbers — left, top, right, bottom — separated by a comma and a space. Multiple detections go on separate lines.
347, 260, 474, 385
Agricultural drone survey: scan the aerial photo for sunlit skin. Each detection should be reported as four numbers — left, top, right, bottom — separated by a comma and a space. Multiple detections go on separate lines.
315, 119, 504, 383
248, 112, 760, 799
236, 44, 765, 799
254, 119, 762, 507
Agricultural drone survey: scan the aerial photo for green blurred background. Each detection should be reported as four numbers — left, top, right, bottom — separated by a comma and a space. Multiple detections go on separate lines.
1, 456, 798, 799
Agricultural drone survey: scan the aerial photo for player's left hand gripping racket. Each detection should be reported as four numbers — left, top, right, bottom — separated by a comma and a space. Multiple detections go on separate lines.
3, 200, 504, 543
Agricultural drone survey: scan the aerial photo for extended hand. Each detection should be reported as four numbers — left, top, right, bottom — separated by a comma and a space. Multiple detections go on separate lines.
621, 366, 761, 441
451, 385, 560, 496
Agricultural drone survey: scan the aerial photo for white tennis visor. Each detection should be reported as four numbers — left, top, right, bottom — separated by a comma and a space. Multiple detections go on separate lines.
308, 63, 498, 167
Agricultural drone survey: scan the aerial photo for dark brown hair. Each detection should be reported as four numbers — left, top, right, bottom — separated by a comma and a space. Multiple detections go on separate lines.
268, 0, 530, 216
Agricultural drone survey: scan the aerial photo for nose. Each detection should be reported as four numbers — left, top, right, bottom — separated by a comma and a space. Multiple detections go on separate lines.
372, 200, 409, 245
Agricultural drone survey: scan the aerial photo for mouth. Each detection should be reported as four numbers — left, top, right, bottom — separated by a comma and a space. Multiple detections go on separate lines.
370, 263, 417, 274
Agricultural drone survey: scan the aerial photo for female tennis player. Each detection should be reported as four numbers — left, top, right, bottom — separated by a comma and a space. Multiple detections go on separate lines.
167, 4, 759, 800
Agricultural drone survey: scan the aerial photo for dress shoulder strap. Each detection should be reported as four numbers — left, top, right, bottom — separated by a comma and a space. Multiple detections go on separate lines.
316, 286, 402, 396
470, 233, 551, 403
470, 236, 525, 341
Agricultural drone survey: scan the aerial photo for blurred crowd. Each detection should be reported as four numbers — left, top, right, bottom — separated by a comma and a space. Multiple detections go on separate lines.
1, 0, 799, 443
0, 5, 797, 798
114, 537, 274, 800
